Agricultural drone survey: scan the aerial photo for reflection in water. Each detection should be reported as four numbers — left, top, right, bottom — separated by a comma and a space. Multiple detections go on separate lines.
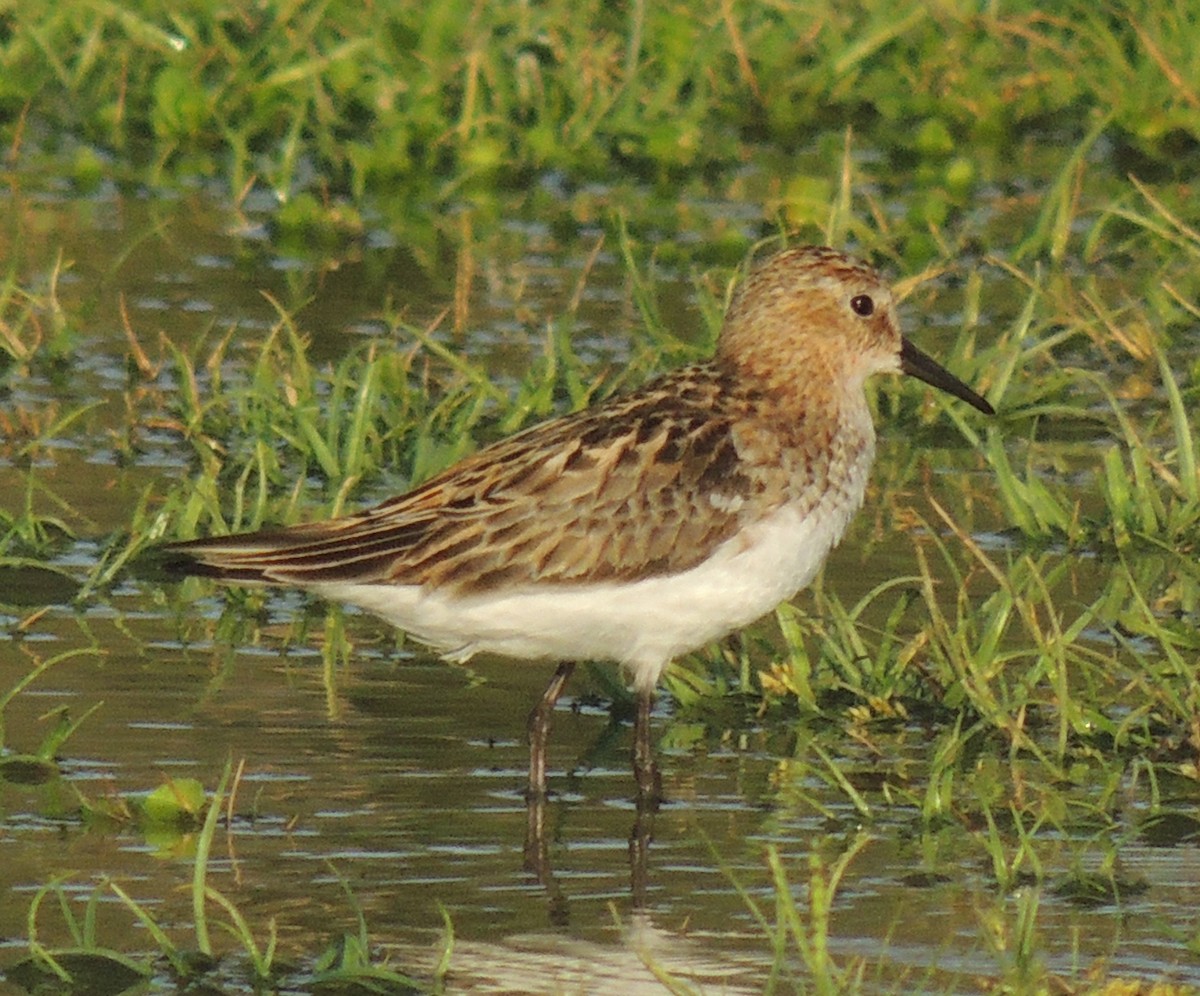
523, 748, 659, 927
510, 721, 764, 993
522, 658, 660, 926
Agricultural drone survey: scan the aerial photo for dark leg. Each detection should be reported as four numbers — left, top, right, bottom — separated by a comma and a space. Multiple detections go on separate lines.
629, 687, 659, 908
524, 661, 576, 912
631, 688, 662, 804
526, 661, 576, 801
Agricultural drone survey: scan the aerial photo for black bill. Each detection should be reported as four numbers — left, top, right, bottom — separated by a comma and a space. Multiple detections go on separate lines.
900, 338, 994, 415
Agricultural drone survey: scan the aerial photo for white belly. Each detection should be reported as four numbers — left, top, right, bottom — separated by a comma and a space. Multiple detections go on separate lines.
315, 478, 866, 693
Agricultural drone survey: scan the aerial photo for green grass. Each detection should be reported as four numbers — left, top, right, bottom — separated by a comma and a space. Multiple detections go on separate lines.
5, 0, 1200, 271
6, 1, 1200, 192
4, 0, 1200, 991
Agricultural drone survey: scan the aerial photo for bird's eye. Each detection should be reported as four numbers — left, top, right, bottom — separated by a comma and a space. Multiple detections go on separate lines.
850, 294, 874, 317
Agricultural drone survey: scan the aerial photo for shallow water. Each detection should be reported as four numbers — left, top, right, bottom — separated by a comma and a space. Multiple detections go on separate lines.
8, 595, 1200, 992
3, 172, 1200, 993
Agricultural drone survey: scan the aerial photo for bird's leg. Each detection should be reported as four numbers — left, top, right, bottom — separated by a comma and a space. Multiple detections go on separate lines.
628, 686, 659, 907
526, 660, 576, 801
523, 661, 575, 927
631, 687, 662, 805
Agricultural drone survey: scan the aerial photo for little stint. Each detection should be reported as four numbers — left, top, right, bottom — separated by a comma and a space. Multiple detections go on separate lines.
164, 245, 994, 801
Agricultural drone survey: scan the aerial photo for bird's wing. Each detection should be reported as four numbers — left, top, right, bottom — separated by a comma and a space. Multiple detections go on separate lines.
164, 365, 789, 593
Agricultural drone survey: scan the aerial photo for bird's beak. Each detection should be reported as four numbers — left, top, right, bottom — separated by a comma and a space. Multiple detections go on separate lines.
900, 338, 994, 415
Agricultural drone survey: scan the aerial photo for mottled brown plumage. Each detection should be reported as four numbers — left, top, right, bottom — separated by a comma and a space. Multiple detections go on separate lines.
168, 361, 850, 593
